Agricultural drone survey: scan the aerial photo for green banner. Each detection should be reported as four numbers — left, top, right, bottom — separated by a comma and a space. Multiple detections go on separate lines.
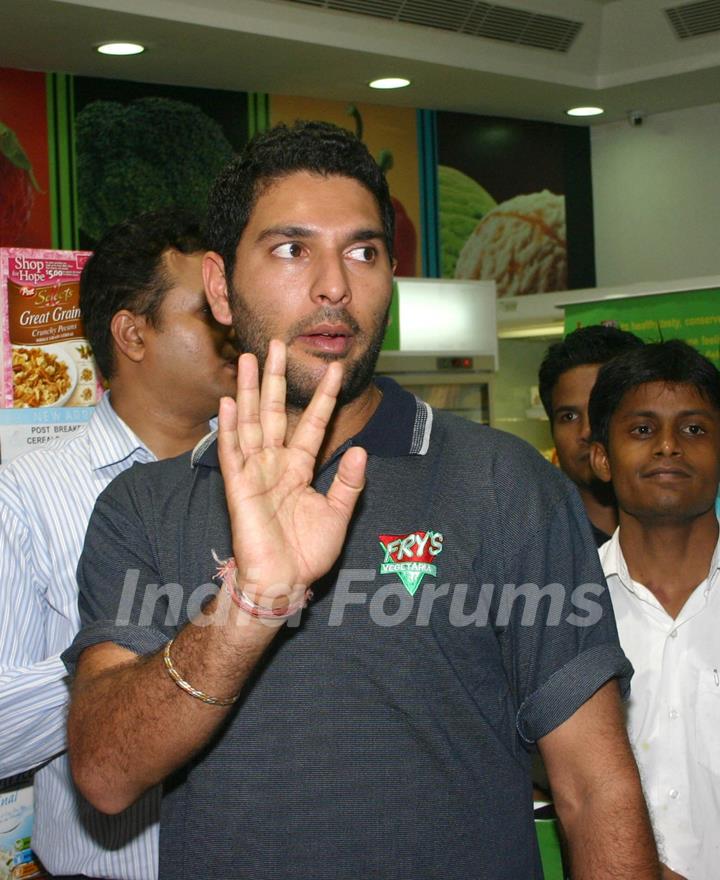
381, 280, 400, 350
565, 288, 720, 367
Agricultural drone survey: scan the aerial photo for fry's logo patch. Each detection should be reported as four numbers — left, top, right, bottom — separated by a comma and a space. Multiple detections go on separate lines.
378, 530, 444, 596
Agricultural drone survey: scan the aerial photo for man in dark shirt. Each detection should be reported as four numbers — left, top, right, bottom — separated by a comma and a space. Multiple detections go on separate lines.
539, 325, 644, 546
65, 121, 660, 879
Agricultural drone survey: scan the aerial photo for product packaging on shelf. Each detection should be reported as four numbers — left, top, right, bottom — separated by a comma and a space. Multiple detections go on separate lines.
0, 248, 102, 409
0, 776, 45, 879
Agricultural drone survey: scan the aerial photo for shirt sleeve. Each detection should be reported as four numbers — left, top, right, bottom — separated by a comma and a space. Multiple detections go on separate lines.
0, 475, 70, 778
487, 460, 632, 744
62, 472, 172, 675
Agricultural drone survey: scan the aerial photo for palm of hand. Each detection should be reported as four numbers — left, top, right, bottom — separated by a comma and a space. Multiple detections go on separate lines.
218, 341, 367, 608
225, 444, 351, 591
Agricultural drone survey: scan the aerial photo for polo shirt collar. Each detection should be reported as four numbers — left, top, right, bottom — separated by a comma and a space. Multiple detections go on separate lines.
192, 377, 432, 469
88, 393, 155, 471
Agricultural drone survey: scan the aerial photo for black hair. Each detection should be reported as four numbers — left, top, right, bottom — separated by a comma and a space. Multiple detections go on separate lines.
589, 339, 720, 447
538, 324, 644, 419
205, 120, 395, 282
80, 208, 206, 379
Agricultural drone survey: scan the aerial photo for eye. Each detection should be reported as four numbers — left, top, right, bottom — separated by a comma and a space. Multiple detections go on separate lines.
682, 423, 707, 436
630, 424, 653, 436
347, 245, 377, 263
556, 411, 578, 424
272, 242, 304, 259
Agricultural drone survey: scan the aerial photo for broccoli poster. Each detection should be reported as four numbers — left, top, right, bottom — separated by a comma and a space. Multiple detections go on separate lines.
0, 67, 51, 248
437, 111, 595, 297
73, 77, 250, 247
270, 95, 421, 278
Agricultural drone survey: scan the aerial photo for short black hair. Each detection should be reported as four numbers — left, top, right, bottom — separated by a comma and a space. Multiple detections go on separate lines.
205, 120, 395, 282
80, 208, 206, 379
538, 324, 644, 419
589, 339, 720, 448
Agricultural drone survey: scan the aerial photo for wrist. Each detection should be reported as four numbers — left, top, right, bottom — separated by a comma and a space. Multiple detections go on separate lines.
213, 552, 312, 621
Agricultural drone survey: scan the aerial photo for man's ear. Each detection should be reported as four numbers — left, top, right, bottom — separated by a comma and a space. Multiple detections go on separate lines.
203, 251, 233, 327
110, 310, 147, 366
590, 441, 612, 484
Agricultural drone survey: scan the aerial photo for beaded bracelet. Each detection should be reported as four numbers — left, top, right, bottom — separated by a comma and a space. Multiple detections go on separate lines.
163, 638, 239, 706
214, 553, 313, 621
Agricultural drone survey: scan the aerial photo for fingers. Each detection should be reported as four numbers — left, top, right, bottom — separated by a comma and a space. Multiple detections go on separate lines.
289, 361, 343, 459
326, 446, 367, 520
234, 353, 263, 456
217, 395, 244, 484
259, 340, 288, 447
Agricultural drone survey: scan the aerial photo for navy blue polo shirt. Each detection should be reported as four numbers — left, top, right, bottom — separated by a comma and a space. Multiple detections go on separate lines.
66, 377, 630, 880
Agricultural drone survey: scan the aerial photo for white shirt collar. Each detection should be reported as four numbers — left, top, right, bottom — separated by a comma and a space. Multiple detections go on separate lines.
87, 393, 154, 471
599, 520, 720, 598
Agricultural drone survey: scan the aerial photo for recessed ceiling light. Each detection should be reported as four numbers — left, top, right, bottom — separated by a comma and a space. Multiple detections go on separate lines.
96, 42, 145, 56
369, 77, 411, 90
566, 106, 604, 117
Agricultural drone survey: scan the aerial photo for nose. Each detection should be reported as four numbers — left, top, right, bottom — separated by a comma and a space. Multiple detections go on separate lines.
654, 425, 680, 456
310, 250, 351, 305
577, 414, 591, 445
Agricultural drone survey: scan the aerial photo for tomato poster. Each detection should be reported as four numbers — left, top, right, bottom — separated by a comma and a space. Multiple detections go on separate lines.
0, 68, 52, 249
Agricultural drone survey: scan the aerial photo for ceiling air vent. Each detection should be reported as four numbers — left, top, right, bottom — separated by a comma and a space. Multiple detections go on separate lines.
286, 0, 583, 52
666, 0, 720, 38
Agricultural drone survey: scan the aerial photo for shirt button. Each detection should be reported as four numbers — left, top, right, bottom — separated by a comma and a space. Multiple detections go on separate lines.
668, 709, 679, 720
669, 629, 678, 639
669, 789, 679, 800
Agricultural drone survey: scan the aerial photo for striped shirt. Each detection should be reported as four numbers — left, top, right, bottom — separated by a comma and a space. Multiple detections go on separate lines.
0, 393, 159, 879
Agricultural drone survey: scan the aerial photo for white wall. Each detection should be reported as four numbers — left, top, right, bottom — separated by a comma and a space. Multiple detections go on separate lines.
591, 102, 720, 287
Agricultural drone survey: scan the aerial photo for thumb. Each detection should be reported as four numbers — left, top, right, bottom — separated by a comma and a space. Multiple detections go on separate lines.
326, 446, 367, 521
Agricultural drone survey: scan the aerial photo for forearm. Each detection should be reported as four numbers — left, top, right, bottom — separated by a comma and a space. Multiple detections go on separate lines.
555, 775, 660, 879
0, 656, 69, 777
68, 596, 282, 813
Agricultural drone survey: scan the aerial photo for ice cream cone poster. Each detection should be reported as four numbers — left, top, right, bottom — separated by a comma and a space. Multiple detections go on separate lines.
270, 96, 421, 277
0, 68, 51, 248
437, 111, 595, 297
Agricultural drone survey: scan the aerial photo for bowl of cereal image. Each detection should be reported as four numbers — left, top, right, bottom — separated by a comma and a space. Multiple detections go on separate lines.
12, 343, 78, 408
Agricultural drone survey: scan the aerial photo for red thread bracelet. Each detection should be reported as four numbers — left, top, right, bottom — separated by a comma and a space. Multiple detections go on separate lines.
214, 553, 313, 620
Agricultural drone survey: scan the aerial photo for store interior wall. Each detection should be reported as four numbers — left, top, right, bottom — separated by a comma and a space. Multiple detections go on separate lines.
591, 101, 720, 287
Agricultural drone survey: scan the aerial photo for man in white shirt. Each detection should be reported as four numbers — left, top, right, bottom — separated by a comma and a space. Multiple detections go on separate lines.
589, 339, 720, 880
0, 209, 238, 879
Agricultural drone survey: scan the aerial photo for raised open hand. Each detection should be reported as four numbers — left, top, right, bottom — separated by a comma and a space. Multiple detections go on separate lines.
217, 340, 367, 612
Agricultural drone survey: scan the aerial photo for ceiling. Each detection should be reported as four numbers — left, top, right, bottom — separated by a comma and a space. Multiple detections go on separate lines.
3, 0, 720, 124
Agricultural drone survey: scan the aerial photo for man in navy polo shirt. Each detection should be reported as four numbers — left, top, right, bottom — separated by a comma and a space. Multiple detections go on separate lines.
65, 121, 659, 879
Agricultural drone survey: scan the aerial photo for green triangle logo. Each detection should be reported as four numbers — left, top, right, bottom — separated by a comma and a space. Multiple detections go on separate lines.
378, 531, 444, 597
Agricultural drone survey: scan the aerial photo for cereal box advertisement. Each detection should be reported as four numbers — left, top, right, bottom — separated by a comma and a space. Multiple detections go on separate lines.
0, 248, 101, 408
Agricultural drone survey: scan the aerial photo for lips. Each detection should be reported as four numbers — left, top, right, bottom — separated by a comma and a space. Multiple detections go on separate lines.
642, 467, 691, 479
296, 323, 354, 356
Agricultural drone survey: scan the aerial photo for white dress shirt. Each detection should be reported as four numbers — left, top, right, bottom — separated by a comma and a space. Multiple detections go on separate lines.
599, 530, 720, 880
0, 394, 159, 879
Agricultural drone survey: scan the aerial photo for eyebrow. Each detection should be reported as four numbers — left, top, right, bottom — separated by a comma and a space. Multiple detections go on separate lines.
620, 408, 715, 419
256, 225, 386, 244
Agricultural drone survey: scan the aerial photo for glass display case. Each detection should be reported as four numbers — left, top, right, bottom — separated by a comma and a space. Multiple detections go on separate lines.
376, 354, 493, 425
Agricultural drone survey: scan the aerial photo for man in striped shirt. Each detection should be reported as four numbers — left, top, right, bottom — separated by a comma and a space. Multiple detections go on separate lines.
0, 209, 238, 879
